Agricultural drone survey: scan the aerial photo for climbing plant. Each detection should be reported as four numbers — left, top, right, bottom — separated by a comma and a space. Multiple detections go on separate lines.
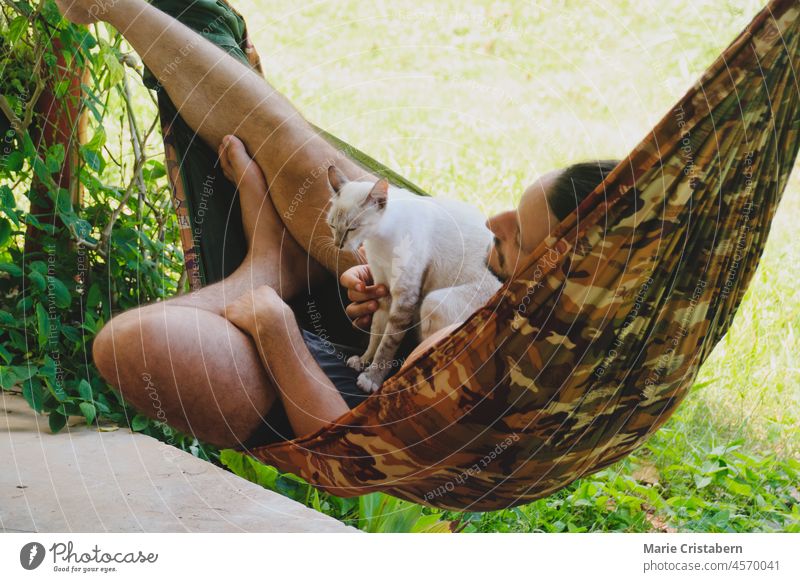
0, 0, 212, 458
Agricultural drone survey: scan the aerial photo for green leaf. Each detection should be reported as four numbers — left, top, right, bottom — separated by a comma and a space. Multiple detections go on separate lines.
42, 0, 64, 25
7, 329, 26, 352
725, 478, 753, 497
80, 84, 104, 122
76, 29, 98, 52
40, 356, 68, 402
0, 368, 14, 390
81, 132, 106, 172
0, 262, 23, 277
29, 260, 47, 274
55, 187, 73, 215
49, 411, 67, 434
0, 185, 15, 208
61, 325, 81, 343
81, 147, 104, 172
54, 79, 70, 100
35, 303, 50, 349
220, 450, 279, 489
100, 45, 125, 89
142, 160, 166, 181
29, 269, 46, 291
694, 474, 712, 489
274, 473, 311, 502
84, 128, 107, 152
7, 16, 28, 45
358, 492, 384, 531
32, 155, 52, 184
0, 218, 12, 247
48, 277, 72, 309
77, 379, 93, 401
79, 402, 96, 425
10, 365, 36, 384
131, 414, 150, 431
710, 509, 731, 528
381, 502, 423, 533
93, 393, 111, 414
22, 378, 45, 412
87, 283, 102, 309
2, 151, 24, 172
72, 218, 94, 242
24, 213, 42, 229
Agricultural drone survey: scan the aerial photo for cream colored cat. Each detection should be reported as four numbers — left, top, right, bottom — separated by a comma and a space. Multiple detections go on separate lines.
326, 165, 501, 393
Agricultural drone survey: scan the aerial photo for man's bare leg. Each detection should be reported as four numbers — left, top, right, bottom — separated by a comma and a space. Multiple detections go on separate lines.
57, 0, 372, 275
92, 137, 325, 448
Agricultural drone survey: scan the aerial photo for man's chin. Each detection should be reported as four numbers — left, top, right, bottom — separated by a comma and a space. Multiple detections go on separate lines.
485, 257, 506, 282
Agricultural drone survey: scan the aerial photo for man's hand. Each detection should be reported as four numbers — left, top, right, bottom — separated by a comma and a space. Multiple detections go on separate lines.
55, 0, 117, 24
340, 264, 387, 331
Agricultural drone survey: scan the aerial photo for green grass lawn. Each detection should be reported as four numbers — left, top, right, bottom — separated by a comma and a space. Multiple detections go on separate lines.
218, 0, 799, 531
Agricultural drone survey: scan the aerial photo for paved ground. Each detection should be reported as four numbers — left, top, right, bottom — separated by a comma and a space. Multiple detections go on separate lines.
0, 394, 355, 532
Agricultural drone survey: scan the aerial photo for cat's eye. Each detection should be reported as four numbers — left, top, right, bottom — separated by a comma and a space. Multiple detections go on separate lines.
341, 226, 356, 244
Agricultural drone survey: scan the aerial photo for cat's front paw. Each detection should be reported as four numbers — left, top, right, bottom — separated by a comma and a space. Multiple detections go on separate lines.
356, 372, 382, 394
347, 355, 366, 371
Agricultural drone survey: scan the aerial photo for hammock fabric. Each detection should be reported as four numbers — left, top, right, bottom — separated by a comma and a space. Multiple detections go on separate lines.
150, 0, 799, 511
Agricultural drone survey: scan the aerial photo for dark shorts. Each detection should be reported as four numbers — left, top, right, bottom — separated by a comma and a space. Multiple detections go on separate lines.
240, 328, 412, 447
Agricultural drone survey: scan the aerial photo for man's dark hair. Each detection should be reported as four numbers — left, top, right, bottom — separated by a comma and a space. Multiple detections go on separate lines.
546, 160, 620, 221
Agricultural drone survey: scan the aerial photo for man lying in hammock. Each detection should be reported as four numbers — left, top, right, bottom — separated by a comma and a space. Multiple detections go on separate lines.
58, 0, 615, 448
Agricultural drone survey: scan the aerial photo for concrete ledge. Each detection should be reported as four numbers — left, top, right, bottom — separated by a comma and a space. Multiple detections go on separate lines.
0, 394, 355, 532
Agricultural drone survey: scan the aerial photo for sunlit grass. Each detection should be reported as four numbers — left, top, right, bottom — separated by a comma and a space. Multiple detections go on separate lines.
220, 0, 799, 531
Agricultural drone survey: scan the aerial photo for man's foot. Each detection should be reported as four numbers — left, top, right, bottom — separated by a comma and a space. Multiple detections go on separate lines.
218, 136, 268, 200
218, 135, 327, 295
224, 284, 291, 338
218, 135, 277, 254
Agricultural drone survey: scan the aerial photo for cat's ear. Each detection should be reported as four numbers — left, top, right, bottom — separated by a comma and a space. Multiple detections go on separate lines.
366, 178, 389, 209
327, 165, 348, 195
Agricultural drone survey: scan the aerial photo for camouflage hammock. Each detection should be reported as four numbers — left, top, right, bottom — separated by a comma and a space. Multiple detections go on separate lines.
151, 0, 799, 511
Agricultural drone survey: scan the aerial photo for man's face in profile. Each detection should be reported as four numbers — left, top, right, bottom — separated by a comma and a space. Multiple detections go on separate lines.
485, 170, 561, 281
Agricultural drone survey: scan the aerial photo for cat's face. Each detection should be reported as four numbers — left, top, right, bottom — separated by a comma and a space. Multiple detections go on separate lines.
326, 165, 389, 252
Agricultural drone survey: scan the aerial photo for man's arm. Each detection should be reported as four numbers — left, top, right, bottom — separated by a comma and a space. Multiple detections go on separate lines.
225, 286, 349, 437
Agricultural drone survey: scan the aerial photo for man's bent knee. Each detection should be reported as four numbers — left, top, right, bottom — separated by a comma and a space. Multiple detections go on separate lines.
92, 311, 130, 386
92, 308, 160, 397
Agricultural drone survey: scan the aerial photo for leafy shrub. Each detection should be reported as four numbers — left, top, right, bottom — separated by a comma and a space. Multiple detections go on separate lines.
0, 0, 210, 457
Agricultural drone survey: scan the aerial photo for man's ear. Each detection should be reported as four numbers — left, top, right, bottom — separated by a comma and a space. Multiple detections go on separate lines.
327, 165, 348, 195
366, 178, 389, 209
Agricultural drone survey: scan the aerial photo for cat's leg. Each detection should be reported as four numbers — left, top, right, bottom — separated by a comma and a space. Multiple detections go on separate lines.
420, 288, 454, 340
420, 281, 498, 340
356, 280, 420, 393
348, 299, 389, 371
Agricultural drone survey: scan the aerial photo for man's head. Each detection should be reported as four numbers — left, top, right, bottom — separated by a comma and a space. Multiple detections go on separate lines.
485, 160, 619, 280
